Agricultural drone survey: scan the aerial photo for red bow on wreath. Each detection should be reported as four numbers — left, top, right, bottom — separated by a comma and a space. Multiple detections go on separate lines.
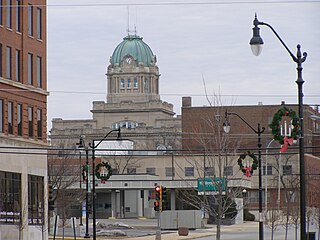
243, 167, 252, 177
279, 136, 294, 153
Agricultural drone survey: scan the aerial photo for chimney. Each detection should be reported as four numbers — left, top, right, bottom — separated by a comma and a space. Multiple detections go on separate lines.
182, 97, 192, 107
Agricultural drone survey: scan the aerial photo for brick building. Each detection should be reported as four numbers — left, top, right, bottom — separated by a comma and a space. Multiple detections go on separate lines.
0, 1, 48, 239
181, 96, 320, 217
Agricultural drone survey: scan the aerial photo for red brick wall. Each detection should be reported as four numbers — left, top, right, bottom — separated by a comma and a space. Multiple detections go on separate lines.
0, 0, 47, 141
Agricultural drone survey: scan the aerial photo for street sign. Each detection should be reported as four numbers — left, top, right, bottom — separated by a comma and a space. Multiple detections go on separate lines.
197, 178, 226, 192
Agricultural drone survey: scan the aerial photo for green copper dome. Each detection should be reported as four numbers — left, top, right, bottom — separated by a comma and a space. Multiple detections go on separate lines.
111, 35, 155, 67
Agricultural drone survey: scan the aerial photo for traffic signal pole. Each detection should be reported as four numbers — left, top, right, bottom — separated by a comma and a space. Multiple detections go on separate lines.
154, 186, 162, 240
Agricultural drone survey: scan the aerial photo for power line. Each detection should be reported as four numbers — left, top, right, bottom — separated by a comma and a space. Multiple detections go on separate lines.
3, 0, 320, 8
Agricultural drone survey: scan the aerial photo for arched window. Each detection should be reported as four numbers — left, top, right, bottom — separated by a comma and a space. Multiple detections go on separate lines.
112, 120, 139, 130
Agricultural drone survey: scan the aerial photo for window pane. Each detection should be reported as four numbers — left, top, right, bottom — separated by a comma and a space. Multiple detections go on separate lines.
36, 56, 41, 87
15, 0, 21, 32
0, 171, 21, 224
15, 49, 20, 82
28, 175, 44, 225
165, 167, 175, 177
37, 109, 42, 139
205, 167, 214, 176
0, 99, 3, 133
6, 46, 11, 79
283, 165, 292, 175
134, 78, 138, 88
36, 8, 41, 39
28, 53, 33, 84
28, 5, 33, 36
127, 168, 136, 174
224, 166, 233, 176
28, 106, 33, 137
6, 0, 12, 28
17, 104, 22, 136
146, 168, 155, 175
8, 101, 13, 134
185, 167, 194, 177
0, 44, 2, 77
0, 0, 2, 25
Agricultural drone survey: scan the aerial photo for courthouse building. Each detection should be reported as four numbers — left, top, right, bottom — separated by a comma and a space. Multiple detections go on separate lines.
0, 1, 48, 239
49, 31, 320, 220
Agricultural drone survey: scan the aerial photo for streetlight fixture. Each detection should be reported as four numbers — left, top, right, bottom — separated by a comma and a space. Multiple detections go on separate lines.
224, 110, 265, 240
89, 128, 122, 240
77, 136, 90, 238
250, 13, 307, 240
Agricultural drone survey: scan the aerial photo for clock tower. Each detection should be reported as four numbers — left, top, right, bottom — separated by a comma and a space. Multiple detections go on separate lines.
91, 34, 177, 133
106, 34, 160, 104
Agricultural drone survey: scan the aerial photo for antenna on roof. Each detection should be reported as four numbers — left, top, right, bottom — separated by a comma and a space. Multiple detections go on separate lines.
134, 6, 138, 35
126, 5, 130, 35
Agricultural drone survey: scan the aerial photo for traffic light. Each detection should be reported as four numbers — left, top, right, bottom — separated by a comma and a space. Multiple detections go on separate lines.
154, 186, 161, 212
48, 184, 54, 211
161, 187, 167, 210
154, 201, 159, 212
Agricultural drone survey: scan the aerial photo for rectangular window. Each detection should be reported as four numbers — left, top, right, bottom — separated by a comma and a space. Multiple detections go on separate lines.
134, 78, 138, 88
17, 104, 22, 136
15, 0, 21, 32
205, 167, 214, 176
263, 165, 273, 175
28, 4, 33, 36
127, 168, 136, 174
6, 46, 12, 79
146, 167, 155, 175
283, 165, 292, 175
8, 101, 13, 134
0, 0, 2, 25
120, 79, 125, 89
28, 53, 33, 84
6, 0, 12, 29
0, 171, 21, 224
37, 109, 42, 139
0, 99, 3, 133
36, 8, 41, 39
0, 44, 2, 77
28, 106, 33, 137
28, 175, 44, 225
185, 167, 194, 177
36, 56, 41, 87
127, 79, 131, 88
15, 49, 20, 82
224, 166, 233, 176
165, 167, 175, 177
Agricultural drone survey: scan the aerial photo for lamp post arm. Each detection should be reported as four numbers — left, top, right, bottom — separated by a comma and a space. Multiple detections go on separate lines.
89, 128, 121, 149
257, 20, 296, 61
227, 112, 265, 134
257, 20, 307, 65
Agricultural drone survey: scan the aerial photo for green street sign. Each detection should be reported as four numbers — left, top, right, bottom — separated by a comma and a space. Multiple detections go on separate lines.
197, 178, 226, 192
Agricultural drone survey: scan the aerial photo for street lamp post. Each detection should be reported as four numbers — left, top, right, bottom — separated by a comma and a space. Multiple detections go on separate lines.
223, 110, 265, 240
77, 136, 91, 238
250, 13, 307, 240
89, 128, 121, 240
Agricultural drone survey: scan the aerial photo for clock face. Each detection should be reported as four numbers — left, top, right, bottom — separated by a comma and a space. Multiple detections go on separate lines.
125, 57, 132, 64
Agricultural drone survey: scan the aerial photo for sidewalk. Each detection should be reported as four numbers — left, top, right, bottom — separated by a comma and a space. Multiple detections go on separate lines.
49, 221, 259, 240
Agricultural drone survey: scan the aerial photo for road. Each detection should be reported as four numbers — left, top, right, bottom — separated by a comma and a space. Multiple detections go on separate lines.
195, 225, 318, 240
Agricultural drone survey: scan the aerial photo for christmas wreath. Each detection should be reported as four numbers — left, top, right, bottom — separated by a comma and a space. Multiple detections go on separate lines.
238, 151, 258, 177
269, 107, 301, 146
95, 162, 112, 182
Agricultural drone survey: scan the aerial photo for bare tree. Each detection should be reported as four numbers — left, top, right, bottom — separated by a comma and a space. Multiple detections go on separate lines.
47, 139, 86, 237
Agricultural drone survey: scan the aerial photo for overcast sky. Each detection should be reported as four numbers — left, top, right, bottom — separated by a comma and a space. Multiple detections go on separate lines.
47, 0, 320, 130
